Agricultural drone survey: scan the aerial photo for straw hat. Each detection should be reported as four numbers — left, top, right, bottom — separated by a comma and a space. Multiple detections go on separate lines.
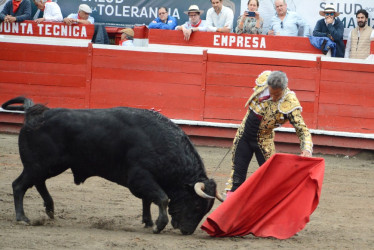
184, 5, 204, 15
121, 28, 134, 38
319, 4, 340, 17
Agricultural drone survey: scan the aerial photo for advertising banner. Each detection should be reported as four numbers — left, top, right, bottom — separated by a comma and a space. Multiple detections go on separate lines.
39, 0, 240, 28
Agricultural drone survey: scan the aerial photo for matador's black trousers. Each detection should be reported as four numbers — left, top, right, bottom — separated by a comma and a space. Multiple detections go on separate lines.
231, 110, 266, 192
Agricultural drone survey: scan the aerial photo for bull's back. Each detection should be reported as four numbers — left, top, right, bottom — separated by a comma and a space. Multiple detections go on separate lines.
19, 107, 194, 183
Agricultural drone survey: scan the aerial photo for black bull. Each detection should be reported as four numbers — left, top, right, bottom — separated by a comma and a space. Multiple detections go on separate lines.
1, 97, 223, 235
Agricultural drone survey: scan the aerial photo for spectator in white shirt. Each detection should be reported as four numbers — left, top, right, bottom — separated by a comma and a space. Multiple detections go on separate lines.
64, 4, 95, 25
34, 0, 62, 23
175, 5, 207, 41
206, 0, 234, 33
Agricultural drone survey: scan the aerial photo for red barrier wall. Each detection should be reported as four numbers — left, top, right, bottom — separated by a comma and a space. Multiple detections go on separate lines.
203, 53, 318, 129
89, 48, 205, 120
0, 42, 89, 108
319, 60, 374, 133
148, 29, 322, 54
1, 32, 373, 152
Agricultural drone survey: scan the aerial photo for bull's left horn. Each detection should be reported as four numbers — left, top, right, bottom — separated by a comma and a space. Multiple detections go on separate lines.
215, 191, 224, 202
194, 182, 215, 199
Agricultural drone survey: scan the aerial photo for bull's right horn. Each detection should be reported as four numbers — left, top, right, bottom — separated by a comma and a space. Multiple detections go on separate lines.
194, 182, 215, 199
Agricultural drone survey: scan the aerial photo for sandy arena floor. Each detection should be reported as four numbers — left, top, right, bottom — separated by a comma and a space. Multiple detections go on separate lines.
1, 133, 373, 249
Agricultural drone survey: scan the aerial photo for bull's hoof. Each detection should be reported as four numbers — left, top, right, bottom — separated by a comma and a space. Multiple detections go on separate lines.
44, 202, 54, 219
152, 225, 161, 234
142, 218, 153, 228
144, 223, 154, 228
16, 215, 30, 225
171, 219, 178, 229
45, 209, 54, 219
154, 217, 168, 233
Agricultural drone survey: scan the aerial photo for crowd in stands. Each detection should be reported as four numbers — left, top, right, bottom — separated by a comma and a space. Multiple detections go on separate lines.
0, 0, 373, 58
0, 0, 94, 25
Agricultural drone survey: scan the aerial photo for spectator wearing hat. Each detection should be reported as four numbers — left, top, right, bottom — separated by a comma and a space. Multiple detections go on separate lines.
0, 0, 32, 23
175, 5, 207, 41
148, 6, 177, 30
206, 0, 234, 33
345, 9, 374, 59
34, 0, 63, 23
313, 3, 345, 57
119, 28, 134, 47
267, 0, 309, 37
64, 4, 94, 25
236, 0, 263, 35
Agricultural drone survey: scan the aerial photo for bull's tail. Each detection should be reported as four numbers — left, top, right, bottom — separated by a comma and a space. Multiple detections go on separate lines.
2, 97, 49, 128
1, 96, 34, 111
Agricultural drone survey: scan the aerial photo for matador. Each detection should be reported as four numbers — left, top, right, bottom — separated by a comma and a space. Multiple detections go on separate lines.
225, 71, 313, 193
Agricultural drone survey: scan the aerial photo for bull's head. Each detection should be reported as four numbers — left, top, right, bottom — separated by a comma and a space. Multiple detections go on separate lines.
168, 179, 223, 235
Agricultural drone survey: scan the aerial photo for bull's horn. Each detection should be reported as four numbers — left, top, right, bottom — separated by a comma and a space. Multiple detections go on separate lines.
194, 182, 215, 199
215, 191, 224, 202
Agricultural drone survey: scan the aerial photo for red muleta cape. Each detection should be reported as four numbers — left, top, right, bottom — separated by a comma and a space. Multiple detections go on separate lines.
201, 153, 325, 239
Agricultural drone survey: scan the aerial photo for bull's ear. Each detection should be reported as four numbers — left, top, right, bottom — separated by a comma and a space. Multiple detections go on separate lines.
184, 183, 195, 190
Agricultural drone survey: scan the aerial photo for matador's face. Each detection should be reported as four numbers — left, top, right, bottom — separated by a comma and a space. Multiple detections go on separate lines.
269, 87, 284, 102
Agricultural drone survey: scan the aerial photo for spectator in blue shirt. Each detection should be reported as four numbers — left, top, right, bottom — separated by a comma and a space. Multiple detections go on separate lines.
313, 4, 345, 58
148, 7, 177, 30
0, 0, 32, 23
267, 0, 309, 37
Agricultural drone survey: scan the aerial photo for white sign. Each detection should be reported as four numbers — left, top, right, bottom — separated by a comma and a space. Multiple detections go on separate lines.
0, 22, 89, 38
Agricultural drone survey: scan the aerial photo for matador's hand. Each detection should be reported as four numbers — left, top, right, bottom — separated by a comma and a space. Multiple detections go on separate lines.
301, 150, 312, 157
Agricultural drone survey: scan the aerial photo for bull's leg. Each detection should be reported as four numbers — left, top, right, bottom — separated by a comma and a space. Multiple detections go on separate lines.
127, 169, 169, 234
12, 172, 33, 223
153, 197, 169, 234
35, 182, 54, 219
142, 199, 153, 227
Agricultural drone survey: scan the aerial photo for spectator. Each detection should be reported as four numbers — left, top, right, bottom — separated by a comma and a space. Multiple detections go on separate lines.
268, 0, 309, 37
148, 7, 177, 30
313, 4, 344, 57
345, 9, 374, 59
64, 4, 94, 25
206, 0, 234, 33
31, 0, 43, 19
119, 28, 134, 47
34, 0, 63, 23
224, 71, 313, 196
235, 0, 263, 35
0, 0, 32, 23
175, 5, 207, 41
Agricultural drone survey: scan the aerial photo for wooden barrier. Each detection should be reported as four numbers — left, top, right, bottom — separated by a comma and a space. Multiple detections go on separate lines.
148, 29, 322, 54
0, 42, 89, 109
0, 30, 373, 154
319, 58, 374, 133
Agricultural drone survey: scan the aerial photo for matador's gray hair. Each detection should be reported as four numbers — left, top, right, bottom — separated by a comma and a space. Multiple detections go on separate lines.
267, 71, 288, 89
